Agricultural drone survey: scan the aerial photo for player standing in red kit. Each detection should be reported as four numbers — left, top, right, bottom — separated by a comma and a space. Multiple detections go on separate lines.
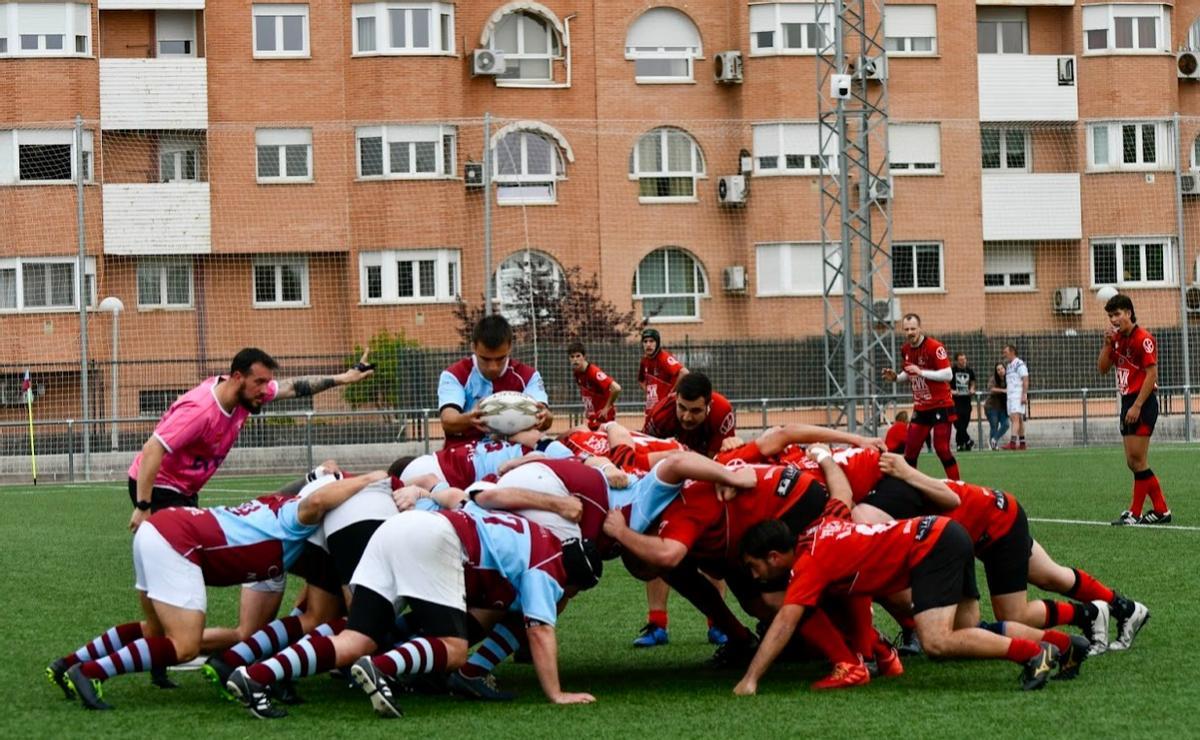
568, 342, 622, 429
1100, 294, 1171, 526
881, 314, 960, 480
638, 329, 688, 419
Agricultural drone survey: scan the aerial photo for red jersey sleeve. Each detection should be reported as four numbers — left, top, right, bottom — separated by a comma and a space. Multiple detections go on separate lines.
928, 338, 951, 371
783, 553, 828, 607
588, 365, 615, 392
704, 393, 737, 455
1137, 329, 1158, 368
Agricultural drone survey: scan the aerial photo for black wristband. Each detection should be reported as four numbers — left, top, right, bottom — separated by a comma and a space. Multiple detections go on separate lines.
135, 500, 152, 512
354, 361, 376, 372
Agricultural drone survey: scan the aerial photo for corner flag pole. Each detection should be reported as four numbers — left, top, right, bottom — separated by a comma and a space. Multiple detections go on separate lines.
23, 369, 37, 485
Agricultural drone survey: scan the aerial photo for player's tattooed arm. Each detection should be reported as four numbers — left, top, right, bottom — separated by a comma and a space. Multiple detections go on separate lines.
275, 349, 376, 399
734, 603, 806, 696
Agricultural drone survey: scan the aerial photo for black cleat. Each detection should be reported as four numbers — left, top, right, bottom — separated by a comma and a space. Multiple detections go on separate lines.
202, 655, 236, 701
227, 667, 287, 719
894, 628, 923, 657
149, 664, 178, 690
447, 671, 516, 701
706, 636, 759, 669
1138, 510, 1172, 525
66, 665, 112, 710
1019, 643, 1059, 691
47, 658, 75, 700
1053, 635, 1090, 681
351, 657, 404, 718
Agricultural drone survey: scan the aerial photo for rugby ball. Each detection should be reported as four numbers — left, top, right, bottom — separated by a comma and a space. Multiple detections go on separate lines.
478, 391, 540, 435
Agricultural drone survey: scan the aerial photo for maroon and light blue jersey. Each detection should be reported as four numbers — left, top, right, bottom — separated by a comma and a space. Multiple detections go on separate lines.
438, 356, 548, 448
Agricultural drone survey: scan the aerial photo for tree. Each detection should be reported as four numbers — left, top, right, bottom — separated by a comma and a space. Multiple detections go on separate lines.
343, 330, 421, 410
453, 265, 644, 347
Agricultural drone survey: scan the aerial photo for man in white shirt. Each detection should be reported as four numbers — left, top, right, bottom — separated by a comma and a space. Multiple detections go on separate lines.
1002, 344, 1029, 450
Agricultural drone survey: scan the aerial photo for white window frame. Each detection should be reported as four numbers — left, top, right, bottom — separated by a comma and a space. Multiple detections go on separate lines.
629, 127, 706, 203
255, 128, 313, 183
1082, 4, 1169, 55
355, 125, 456, 180
0, 3, 91, 58
749, 2, 831, 56
252, 4, 309, 59
159, 137, 200, 183
892, 242, 944, 293
494, 249, 565, 323
136, 258, 194, 309
1087, 121, 1173, 172
889, 123, 941, 175
884, 4, 937, 56
1191, 134, 1200, 171
752, 122, 836, 176
980, 128, 1030, 172
492, 130, 565, 205
489, 9, 563, 85
625, 7, 702, 84
1089, 238, 1175, 288
0, 256, 95, 313
3, 129, 94, 185
633, 247, 709, 323
155, 9, 196, 57
252, 257, 310, 308
358, 248, 460, 304
755, 242, 843, 296
976, 7, 1027, 55
983, 244, 1035, 292
352, 2, 455, 56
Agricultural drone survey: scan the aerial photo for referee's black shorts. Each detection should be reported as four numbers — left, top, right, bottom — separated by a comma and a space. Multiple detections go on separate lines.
127, 478, 195, 512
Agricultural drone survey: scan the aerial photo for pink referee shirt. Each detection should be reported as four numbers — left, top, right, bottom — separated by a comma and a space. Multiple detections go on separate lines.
128, 376, 279, 497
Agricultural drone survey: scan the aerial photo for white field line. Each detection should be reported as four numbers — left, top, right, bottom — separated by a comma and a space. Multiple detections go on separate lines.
1029, 517, 1200, 532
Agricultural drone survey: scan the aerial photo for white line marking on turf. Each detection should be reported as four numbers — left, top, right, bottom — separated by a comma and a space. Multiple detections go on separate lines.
1029, 517, 1200, 532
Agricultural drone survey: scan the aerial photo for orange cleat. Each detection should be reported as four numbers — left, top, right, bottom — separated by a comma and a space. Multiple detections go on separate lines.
811, 661, 871, 690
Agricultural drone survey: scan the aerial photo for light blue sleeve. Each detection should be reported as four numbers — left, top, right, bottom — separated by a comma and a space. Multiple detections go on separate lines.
438, 370, 467, 411
526, 370, 549, 405
475, 445, 525, 478
277, 500, 319, 539
542, 440, 574, 460
516, 570, 564, 626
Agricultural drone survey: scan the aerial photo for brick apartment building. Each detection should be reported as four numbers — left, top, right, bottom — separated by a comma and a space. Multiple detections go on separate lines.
3, 0, 1200, 420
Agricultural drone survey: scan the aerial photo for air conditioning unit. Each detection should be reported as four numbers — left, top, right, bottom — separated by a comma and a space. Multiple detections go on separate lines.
714, 51, 743, 83
1186, 285, 1200, 313
1178, 50, 1200, 79
1056, 56, 1075, 86
464, 162, 485, 187
717, 175, 747, 206
472, 48, 507, 76
1052, 286, 1083, 315
871, 297, 901, 323
854, 54, 887, 81
723, 265, 747, 293
1181, 173, 1200, 195
866, 175, 891, 203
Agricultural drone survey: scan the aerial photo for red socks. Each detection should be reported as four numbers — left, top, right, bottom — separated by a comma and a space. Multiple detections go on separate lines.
648, 610, 668, 630
1005, 638, 1041, 663
1069, 569, 1115, 604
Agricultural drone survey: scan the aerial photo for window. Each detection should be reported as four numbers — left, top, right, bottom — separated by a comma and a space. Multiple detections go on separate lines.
983, 245, 1034, 290
0, 3, 90, 57
755, 243, 843, 296
625, 7, 702, 82
749, 3, 831, 55
494, 250, 565, 323
633, 247, 708, 321
0, 257, 95, 312
156, 10, 195, 57
359, 249, 460, 303
490, 10, 562, 82
1088, 121, 1172, 171
889, 123, 940, 174
893, 242, 943, 291
137, 259, 193, 308
352, 2, 454, 55
884, 4, 937, 55
1190, 15, 1200, 50
356, 125, 456, 179
255, 129, 312, 182
1091, 239, 1174, 287
159, 144, 199, 183
1, 129, 93, 184
252, 4, 308, 57
977, 7, 1026, 54
493, 129, 566, 204
752, 123, 835, 175
1083, 4, 1168, 54
981, 128, 1028, 171
253, 258, 309, 307
629, 127, 705, 201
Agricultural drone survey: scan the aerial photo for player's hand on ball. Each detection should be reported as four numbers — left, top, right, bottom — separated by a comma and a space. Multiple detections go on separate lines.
733, 679, 757, 696
466, 408, 491, 432
602, 508, 627, 537
129, 508, 149, 533
551, 692, 596, 705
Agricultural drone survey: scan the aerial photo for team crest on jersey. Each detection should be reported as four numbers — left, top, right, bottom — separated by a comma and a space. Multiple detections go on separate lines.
1143, 338, 1154, 354
719, 410, 736, 435
935, 346, 948, 360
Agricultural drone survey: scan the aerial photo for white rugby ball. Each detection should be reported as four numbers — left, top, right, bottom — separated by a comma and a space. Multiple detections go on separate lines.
478, 391, 540, 435
1096, 285, 1119, 303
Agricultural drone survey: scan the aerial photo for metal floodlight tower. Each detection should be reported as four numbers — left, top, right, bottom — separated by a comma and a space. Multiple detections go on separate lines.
817, 0, 895, 434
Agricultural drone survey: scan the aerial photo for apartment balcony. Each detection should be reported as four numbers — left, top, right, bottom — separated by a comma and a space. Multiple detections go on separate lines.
102, 183, 211, 254
98, 1, 203, 9
99, 59, 208, 129
978, 55, 1077, 122
981, 173, 1081, 240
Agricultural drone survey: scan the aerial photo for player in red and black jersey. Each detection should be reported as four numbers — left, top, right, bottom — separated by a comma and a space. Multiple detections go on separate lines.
881, 314, 960, 480
568, 342, 622, 429
638, 328, 688, 417
643, 373, 737, 457
1099, 294, 1171, 525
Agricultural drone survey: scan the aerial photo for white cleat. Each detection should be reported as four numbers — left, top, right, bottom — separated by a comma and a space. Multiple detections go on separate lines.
1110, 601, 1149, 651
1086, 600, 1110, 656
